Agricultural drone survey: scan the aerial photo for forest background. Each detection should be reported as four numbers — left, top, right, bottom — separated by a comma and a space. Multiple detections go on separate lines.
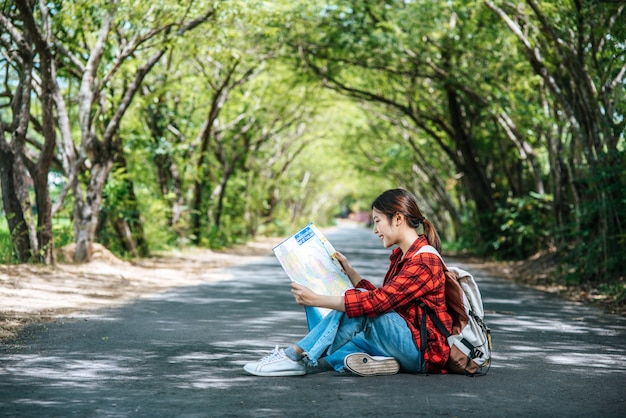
0, 0, 624, 309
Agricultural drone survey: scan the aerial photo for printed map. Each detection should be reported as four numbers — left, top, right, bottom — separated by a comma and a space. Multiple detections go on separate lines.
273, 223, 353, 325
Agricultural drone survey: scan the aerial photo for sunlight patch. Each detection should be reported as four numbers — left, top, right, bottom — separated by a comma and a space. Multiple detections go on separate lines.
167, 352, 228, 363
546, 353, 626, 369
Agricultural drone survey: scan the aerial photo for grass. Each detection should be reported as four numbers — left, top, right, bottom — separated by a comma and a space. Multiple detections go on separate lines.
0, 228, 15, 264
0, 218, 74, 264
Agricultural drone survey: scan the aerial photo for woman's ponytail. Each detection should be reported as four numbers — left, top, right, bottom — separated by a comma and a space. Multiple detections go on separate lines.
423, 219, 442, 254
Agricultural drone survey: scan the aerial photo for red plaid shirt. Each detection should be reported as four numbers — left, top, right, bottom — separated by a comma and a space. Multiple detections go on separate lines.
344, 236, 452, 373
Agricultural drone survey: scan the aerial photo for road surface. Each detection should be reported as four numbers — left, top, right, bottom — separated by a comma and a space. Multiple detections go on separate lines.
1, 226, 625, 417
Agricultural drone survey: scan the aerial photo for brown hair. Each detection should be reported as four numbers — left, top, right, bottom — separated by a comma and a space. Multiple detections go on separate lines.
372, 188, 442, 253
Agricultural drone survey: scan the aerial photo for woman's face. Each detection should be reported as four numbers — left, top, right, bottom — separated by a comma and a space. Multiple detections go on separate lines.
372, 208, 399, 248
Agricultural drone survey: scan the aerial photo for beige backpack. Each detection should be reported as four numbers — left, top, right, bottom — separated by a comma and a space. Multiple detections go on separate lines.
417, 245, 492, 375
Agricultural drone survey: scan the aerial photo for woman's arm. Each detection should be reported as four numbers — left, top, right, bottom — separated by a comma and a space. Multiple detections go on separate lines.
290, 282, 346, 312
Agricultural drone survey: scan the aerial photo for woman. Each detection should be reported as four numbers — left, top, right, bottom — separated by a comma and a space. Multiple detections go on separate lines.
243, 188, 452, 376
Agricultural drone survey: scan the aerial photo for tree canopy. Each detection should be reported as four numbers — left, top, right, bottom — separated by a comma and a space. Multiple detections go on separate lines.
0, 0, 624, 287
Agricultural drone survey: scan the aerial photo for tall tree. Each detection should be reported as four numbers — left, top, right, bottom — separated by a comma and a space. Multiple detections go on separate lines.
187, 58, 260, 244
0, 4, 33, 261
139, 68, 187, 240
0, 0, 58, 263
485, 0, 626, 280
48, 1, 214, 261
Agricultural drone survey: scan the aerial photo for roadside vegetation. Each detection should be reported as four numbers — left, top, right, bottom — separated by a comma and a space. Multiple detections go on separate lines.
0, 0, 624, 311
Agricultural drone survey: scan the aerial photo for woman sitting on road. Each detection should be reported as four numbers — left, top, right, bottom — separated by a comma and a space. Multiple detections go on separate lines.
243, 188, 452, 376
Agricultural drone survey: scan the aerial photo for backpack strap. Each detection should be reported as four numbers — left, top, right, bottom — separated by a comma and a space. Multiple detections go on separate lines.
416, 245, 447, 270
422, 304, 451, 338
418, 302, 428, 372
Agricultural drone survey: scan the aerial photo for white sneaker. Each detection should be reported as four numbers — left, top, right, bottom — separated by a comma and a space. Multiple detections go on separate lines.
243, 346, 306, 376
344, 353, 400, 376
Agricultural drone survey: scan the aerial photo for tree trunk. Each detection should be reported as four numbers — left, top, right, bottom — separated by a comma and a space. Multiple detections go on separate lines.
190, 177, 206, 245
31, 164, 55, 264
29, 45, 57, 264
445, 85, 496, 215
211, 170, 232, 232
0, 132, 31, 261
73, 160, 112, 262
110, 217, 138, 257
72, 49, 164, 262
0, 8, 39, 261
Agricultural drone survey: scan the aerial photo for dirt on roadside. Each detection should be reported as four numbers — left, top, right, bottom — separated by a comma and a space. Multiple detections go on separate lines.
456, 251, 626, 317
0, 237, 284, 344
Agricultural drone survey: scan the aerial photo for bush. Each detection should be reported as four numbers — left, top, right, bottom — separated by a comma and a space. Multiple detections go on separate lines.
0, 227, 16, 264
560, 160, 626, 285
52, 218, 74, 249
488, 193, 553, 259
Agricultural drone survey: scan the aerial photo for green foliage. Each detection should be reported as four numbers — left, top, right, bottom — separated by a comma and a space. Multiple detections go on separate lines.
0, 226, 16, 264
97, 168, 133, 258
138, 195, 178, 252
599, 281, 626, 307
0, 217, 73, 264
560, 157, 626, 285
487, 193, 553, 259
52, 218, 74, 250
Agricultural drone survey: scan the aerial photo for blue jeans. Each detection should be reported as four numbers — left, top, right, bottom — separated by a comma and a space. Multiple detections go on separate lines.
296, 310, 424, 373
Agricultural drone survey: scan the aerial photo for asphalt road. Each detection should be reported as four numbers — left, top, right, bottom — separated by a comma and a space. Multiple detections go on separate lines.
1, 226, 625, 417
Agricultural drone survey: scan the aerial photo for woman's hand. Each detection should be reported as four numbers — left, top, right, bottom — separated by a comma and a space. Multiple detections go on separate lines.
333, 251, 353, 273
290, 282, 346, 312
334, 251, 362, 287
290, 282, 319, 306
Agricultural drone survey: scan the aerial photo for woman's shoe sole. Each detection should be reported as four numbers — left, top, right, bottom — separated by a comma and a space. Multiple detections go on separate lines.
344, 353, 400, 376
